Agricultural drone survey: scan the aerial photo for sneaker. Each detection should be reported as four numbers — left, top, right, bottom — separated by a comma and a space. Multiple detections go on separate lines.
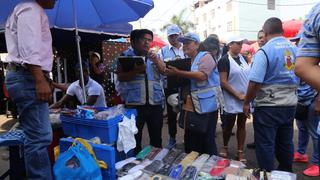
246, 142, 255, 149
303, 165, 320, 177
293, 152, 309, 163
166, 138, 176, 149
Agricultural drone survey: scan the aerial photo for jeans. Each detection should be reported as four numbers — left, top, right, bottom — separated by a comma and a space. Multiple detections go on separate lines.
5, 69, 53, 180
165, 89, 178, 139
184, 111, 218, 155
296, 100, 319, 165
253, 106, 295, 172
134, 104, 163, 154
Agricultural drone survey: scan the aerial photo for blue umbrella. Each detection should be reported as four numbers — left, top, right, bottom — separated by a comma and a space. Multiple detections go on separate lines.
0, 0, 154, 103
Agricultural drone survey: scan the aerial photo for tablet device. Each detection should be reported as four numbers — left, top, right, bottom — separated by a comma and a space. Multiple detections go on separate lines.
165, 58, 191, 89
118, 56, 145, 72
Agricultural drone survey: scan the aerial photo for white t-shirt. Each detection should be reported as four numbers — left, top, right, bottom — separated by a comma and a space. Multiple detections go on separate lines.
66, 78, 106, 107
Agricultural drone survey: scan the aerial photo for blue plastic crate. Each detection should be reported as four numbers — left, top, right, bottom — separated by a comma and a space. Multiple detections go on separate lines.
60, 108, 137, 144
59, 138, 116, 180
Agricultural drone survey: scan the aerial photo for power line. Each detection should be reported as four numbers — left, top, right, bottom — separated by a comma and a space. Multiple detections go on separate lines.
234, 0, 318, 6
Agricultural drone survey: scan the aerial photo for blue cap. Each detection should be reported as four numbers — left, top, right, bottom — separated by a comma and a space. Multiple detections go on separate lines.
167, 24, 182, 36
177, 32, 200, 43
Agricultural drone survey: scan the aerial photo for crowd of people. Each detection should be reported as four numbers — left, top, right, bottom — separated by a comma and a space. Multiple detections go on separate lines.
2, 0, 320, 179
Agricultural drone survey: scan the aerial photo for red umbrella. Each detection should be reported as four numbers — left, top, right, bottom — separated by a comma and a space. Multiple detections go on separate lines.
150, 35, 166, 48
282, 19, 303, 38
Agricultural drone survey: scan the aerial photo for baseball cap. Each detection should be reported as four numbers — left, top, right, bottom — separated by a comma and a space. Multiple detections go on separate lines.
226, 35, 245, 44
167, 24, 182, 36
177, 32, 200, 43
91, 52, 101, 60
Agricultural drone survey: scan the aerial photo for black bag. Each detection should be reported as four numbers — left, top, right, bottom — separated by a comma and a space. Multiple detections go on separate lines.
185, 112, 209, 134
295, 103, 309, 121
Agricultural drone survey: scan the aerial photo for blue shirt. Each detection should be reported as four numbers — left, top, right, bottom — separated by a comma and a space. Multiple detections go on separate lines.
248, 50, 268, 83
297, 3, 320, 58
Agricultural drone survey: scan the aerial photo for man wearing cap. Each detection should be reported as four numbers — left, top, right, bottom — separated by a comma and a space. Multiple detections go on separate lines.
158, 24, 187, 148
4, 0, 56, 179
243, 17, 298, 172
218, 36, 250, 162
50, 61, 106, 108
89, 52, 105, 84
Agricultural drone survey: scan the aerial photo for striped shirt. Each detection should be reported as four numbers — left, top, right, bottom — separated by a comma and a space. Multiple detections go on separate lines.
297, 3, 320, 58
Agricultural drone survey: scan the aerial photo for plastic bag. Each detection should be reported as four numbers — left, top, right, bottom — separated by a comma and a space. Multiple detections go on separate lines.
53, 138, 105, 180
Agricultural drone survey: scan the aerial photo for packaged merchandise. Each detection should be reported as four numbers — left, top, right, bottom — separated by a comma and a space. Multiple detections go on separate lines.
144, 160, 164, 173
179, 165, 197, 180
158, 163, 174, 176
136, 145, 152, 159
271, 170, 296, 180
209, 159, 229, 178
191, 154, 210, 171
146, 147, 162, 160
128, 159, 153, 174
169, 164, 183, 179
179, 151, 199, 171
154, 148, 170, 161
163, 148, 183, 164
115, 157, 136, 170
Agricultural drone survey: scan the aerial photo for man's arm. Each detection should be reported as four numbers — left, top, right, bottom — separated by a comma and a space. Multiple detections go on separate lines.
243, 81, 262, 118
27, 65, 52, 102
86, 95, 99, 106
49, 94, 73, 109
295, 57, 320, 91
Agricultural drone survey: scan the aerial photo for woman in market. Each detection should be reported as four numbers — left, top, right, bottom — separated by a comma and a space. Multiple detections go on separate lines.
166, 33, 223, 155
217, 36, 250, 162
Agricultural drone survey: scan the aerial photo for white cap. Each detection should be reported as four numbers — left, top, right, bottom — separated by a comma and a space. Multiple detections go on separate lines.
91, 52, 101, 60
226, 35, 246, 44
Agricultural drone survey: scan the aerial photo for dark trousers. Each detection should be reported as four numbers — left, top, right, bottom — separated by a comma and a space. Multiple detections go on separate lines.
184, 110, 218, 155
165, 89, 178, 139
253, 106, 295, 172
134, 104, 163, 154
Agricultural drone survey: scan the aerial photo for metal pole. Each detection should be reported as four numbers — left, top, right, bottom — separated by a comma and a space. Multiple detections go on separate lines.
72, 0, 87, 103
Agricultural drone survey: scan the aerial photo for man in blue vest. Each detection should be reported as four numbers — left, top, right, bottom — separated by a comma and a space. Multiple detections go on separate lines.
117, 29, 165, 154
158, 25, 187, 148
243, 17, 298, 172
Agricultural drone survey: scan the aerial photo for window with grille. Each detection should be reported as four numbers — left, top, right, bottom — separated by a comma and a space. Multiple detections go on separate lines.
268, 0, 275, 10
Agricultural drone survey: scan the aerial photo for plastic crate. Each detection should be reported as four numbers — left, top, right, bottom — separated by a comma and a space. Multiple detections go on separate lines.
59, 138, 116, 180
60, 108, 136, 144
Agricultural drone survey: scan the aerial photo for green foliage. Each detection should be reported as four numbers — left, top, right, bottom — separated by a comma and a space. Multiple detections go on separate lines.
160, 8, 194, 34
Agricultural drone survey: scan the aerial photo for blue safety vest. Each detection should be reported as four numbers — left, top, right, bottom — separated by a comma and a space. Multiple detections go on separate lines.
261, 37, 298, 85
254, 37, 298, 107
119, 48, 164, 106
190, 51, 223, 114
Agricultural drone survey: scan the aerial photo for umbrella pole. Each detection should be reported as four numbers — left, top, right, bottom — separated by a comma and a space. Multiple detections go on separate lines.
73, 0, 87, 104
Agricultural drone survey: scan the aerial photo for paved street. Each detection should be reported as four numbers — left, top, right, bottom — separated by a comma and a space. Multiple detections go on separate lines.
0, 114, 318, 179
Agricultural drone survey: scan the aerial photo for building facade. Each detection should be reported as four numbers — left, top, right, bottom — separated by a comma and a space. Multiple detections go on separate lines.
192, 0, 316, 40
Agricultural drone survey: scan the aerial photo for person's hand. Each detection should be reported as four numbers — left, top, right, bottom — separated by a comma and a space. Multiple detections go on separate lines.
243, 102, 251, 119
148, 50, 159, 64
237, 93, 246, 101
165, 65, 180, 76
35, 78, 52, 103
